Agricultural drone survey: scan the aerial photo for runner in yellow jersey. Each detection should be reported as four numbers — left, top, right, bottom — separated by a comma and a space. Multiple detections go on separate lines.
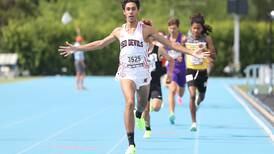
182, 13, 216, 132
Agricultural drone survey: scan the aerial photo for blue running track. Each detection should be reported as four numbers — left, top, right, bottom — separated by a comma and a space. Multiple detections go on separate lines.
0, 76, 273, 154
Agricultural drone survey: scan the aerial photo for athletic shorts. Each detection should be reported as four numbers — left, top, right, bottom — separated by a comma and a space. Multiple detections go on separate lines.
172, 68, 186, 87
74, 61, 85, 73
148, 84, 162, 101
115, 65, 151, 90
186, 68, 208, 93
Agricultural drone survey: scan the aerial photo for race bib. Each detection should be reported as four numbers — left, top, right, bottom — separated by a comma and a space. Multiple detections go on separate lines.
186, 74, 193, 82
185, 42, 206, 65
148, 53, 157, 72
191, 57, 203, 65
168, 50, 181, 59
126, 55, 144, 68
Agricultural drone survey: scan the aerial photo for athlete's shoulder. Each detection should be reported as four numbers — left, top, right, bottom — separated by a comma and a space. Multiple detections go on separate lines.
111, 27, 122, 38
205, 35, 213, 42
142, 23, 156, 32
112, 27, 122, 33
141, 24, 157, 41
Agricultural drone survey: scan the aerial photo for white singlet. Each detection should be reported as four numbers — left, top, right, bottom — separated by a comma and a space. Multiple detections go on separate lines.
115, 22, 151, 89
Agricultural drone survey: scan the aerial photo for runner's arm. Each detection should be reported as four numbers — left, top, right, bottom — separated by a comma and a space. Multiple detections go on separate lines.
159, 47, 174, 78
59, 28, 120, 57
206, 36, 216, 62
147, 27, 209, 58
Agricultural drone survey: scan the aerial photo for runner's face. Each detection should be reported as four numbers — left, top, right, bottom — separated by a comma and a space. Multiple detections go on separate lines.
123, 2, 139, 23
191, 23, 203, 38
168, 24, 179, 36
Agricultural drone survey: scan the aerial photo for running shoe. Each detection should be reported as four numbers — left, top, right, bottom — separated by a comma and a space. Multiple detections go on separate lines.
190, 123, 197, 132
177, 96, 183, 105
125, 145, 136, 154
169, 113, 175, 125
143, 130, 152, 139
135, 117, 145, 130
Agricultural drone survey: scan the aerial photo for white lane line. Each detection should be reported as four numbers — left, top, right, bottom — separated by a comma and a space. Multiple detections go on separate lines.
106, 135, 126, 154
233, 86, 274, 123
16, 107, 111, 154
226, 85, 274, 142
1, 109, 56, 129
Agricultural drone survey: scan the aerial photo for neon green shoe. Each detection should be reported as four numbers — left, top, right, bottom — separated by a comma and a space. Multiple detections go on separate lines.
143, 130, 152, 139
125, 145, 136, 154
169, 113, 175, 125
135, 117, 145, 130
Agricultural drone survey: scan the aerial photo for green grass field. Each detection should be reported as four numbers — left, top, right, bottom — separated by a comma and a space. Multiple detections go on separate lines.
0, 77, 39, 84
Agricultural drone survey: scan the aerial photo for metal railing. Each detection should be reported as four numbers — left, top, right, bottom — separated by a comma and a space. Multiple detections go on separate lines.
0, 53, 18, 78
244, 64, 274, 94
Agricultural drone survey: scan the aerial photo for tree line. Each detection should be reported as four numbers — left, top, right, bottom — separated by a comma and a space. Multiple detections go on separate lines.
0, 0, 273, 76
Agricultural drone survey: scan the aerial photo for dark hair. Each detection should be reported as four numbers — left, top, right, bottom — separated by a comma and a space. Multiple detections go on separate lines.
168, 18, 180, 27
121, 0, 140, 10
142, 19, 152, 26
190, 13, 212, 35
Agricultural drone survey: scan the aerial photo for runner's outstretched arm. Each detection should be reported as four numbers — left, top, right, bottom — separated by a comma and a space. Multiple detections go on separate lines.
59, 28, 120, 57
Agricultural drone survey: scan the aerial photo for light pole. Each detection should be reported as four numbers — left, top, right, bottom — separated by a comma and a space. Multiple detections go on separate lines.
268, 10, 274, 94
233, 14, 240, 73
227, 0, 248, 75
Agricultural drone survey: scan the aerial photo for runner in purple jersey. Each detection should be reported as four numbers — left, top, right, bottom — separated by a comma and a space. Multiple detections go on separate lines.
166, 32, 186, 87
165, 18, 186, 125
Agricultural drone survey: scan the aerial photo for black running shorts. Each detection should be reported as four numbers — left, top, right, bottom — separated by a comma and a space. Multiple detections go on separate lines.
186, 68, 208, 93
148, 84, 162, 101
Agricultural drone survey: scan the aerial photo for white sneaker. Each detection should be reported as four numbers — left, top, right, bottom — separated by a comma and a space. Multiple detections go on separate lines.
190, 123, 197, 132
125, 145, 136, 154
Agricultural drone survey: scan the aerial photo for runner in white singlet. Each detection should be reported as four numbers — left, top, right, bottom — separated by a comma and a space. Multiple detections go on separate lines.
115, 22, 151, 89
59, 1, 209, 153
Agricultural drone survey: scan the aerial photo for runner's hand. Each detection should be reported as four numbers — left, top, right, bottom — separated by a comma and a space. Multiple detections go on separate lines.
58, 42, 76, 57
192, 48, 210, 59
166, 73, 172, 84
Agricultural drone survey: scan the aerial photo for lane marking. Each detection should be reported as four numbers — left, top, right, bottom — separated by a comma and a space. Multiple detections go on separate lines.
1, 109, 56, 129
226, 85, 274, 142
233, 86, 274, 124
106, 135, 126, 154
49, 145, 96, 151
16, 107, 111, 154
